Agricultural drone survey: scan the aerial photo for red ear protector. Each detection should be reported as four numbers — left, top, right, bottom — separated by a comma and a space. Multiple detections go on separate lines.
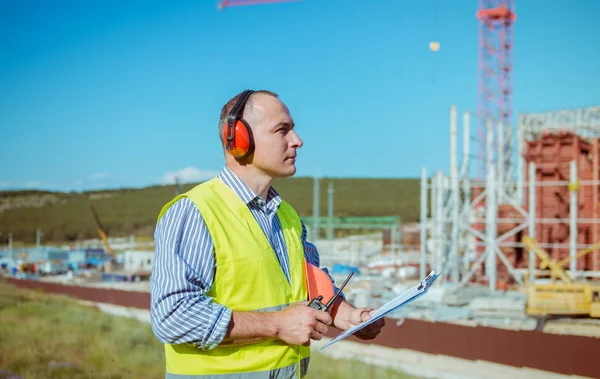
223, 89, 255, 159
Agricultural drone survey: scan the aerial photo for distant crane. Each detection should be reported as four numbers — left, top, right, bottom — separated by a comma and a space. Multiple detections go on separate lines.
89, 203, 114, 258
218, 0, 300, 10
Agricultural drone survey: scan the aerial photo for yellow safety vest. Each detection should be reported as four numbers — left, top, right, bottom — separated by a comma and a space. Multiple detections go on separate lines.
156, 178, 310, 377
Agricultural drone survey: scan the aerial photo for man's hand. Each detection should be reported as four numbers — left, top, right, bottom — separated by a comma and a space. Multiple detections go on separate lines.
271, 302, 332, 346
331, 300, 385, 340
347, 307, 385, 340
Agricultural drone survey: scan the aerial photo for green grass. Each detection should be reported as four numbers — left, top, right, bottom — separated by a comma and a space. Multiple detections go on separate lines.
0, 281, 164, 379
0, 281, 423, 379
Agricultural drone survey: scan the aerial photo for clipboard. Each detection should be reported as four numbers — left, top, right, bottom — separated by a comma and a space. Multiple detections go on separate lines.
320, 270, 440, 350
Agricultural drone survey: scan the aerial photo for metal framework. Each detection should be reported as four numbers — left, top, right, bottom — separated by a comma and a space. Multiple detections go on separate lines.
518, 106, 600, 138
304, 177, 404, 270
476, 0, 515, 180
420, 106, 600, 291
304, 176, 402, 243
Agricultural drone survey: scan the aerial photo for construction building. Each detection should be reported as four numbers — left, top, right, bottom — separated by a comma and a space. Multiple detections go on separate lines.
420, 106, 600, 291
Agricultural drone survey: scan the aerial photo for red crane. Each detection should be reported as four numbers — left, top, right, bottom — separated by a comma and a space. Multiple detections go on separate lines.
476, 0, 516, 178
218, 0, 300, 10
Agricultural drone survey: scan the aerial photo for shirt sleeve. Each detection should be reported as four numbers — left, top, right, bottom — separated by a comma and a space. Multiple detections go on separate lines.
300, 221, 345, 299
150, 198, 232, 350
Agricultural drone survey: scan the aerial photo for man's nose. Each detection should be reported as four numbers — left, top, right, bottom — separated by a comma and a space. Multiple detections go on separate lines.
290, 130, 303, 148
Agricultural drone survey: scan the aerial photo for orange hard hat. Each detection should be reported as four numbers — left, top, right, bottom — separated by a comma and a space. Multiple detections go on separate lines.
305, 261, 335, 304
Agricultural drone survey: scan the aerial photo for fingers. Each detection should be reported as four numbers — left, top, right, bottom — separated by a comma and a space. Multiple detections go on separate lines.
360, 310, 372, 322
350, 308, 372, 324
350, 310, 363, 324
310, 329, 323, 341
312, 309, 332, 326
314, 320, 328, 335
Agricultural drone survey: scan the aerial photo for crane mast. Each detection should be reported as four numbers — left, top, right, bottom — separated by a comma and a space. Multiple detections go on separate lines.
476, 0, 516, 180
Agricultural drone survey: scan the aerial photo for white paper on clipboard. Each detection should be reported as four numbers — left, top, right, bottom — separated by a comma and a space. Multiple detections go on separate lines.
320, 270, 440, 350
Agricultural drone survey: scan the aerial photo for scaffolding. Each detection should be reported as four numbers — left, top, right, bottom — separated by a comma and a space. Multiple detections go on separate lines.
420, 106, 600, 290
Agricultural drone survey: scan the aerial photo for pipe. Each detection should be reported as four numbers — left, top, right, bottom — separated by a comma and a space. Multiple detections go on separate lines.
485, 120, 497, 291
517, 124, 525, 205
528, 162, 536, 283
420, 167, 428, 279
450, 106, 460, 283
327, 181, 334, 240
594, 138, 599, 271
312, 176, 320, 240
570, 160, 578, 277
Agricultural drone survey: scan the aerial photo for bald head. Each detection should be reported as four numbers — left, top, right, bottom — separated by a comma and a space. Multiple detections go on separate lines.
218, 90, 280, 146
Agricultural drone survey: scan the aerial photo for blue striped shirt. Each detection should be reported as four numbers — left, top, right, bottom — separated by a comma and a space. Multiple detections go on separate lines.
150, 166, 332, 350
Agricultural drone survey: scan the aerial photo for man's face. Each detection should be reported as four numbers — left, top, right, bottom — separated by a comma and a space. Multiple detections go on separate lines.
246, 94, 303, 179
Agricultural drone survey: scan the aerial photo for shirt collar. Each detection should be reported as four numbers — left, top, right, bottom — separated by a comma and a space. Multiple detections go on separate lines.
218, 166, 282, 210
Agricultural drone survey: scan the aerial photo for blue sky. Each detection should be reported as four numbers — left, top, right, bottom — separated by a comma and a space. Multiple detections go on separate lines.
1, 0, 598, 192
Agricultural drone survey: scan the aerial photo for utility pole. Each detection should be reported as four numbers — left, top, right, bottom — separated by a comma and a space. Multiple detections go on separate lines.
8, 232, 13, 259
175, 176, 183, 196
327, 181, 335, 240
312, 176, 320, 241
35, 228, 42, 261
36, 228, 41, 249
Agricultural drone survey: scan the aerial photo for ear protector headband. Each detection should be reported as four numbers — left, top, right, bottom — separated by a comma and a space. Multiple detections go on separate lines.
224, 89, 255, 160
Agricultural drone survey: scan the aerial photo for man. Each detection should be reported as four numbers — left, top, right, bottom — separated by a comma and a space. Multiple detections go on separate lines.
150, 89, 384, 378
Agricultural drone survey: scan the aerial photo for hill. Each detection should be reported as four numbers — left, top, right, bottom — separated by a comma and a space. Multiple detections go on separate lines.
0, 177, 421, 244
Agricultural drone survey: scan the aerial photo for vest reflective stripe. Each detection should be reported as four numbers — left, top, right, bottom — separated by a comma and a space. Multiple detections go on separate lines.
252, 303, 288, 313
165, 357, 310, 379
158, 178, 310, 377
